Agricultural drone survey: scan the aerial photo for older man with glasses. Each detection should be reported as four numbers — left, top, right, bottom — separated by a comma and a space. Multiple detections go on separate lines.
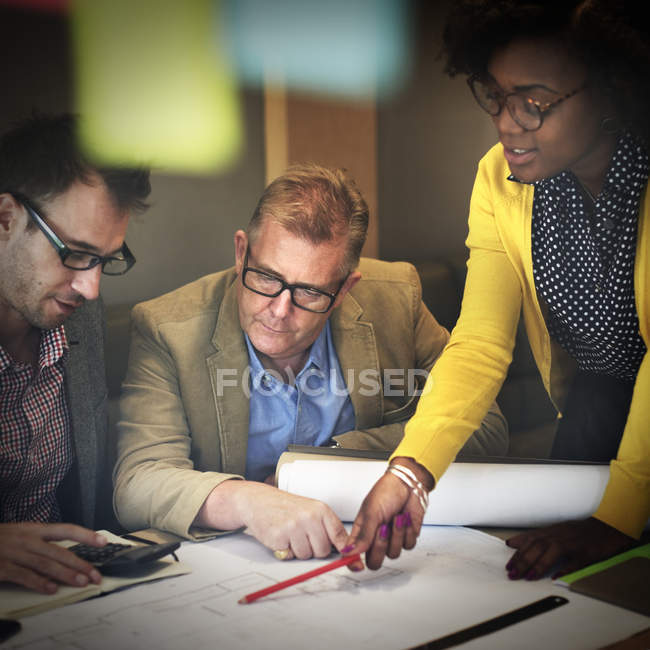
0, 114, 150, 593
114, 164, 507, 560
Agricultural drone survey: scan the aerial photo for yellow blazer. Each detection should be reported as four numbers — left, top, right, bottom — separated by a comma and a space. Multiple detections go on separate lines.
395, 143, 650, 538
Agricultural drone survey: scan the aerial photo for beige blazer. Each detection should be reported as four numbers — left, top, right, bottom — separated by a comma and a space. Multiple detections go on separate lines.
114, 258, 507, 538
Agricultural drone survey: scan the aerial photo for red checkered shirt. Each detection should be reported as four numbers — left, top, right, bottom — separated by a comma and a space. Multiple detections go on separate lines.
0, 326, 73, 522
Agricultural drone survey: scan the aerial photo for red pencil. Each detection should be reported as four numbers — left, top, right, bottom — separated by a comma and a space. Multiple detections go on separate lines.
238, 553, 362, 604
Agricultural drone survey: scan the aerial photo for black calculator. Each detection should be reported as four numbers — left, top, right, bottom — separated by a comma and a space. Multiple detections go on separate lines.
68, 541, 180, 575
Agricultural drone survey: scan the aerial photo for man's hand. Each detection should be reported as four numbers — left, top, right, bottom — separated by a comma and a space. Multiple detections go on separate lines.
0, 523, 106, 594
505, 517, 636, 580
344, 457, 434, 571
196, 481, 348, 560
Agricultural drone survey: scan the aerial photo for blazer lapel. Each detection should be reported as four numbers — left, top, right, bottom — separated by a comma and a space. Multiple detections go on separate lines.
207, 280, 250, 475
63, 302, 101, 528
330, 293, 382, 429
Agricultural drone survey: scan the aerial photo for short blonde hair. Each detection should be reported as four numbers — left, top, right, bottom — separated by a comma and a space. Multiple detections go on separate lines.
247, 163, 369, 277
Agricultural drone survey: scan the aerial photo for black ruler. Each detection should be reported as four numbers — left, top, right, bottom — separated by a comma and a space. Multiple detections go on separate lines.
409, 595, 569, 649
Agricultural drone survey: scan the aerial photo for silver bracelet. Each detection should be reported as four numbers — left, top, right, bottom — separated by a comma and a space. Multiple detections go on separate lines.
390, 463, 429, 505
390, 463, 426, 494
387, 465, 429, 512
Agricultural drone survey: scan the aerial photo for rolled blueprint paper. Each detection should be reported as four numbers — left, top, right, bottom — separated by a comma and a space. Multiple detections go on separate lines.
278, 458, 619, 527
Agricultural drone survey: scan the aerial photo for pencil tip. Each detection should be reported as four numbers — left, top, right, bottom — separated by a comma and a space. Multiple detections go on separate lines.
238, 598, 248, 604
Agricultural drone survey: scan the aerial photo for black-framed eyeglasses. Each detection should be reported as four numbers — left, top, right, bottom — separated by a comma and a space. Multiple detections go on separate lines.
10, 192, 135, 276
468, 74, 587, 131
241, 248, 346, 313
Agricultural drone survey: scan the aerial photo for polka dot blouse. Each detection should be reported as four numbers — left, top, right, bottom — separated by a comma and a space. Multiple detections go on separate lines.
515, 132, 648, 381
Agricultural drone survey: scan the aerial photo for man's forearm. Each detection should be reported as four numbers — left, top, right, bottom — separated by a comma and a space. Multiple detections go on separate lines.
194, 480, 349, 559
194, 478, 247, 531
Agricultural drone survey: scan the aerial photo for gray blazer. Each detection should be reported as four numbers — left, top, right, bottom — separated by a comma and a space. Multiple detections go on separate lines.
60, 298, 116, 530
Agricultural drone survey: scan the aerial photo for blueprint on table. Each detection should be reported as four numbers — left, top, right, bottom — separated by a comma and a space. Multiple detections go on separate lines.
6, 527, 649, 650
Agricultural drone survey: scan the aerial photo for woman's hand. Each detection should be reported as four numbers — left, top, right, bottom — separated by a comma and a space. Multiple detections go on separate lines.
344, 457, 434, 570
505, 517, 636, 580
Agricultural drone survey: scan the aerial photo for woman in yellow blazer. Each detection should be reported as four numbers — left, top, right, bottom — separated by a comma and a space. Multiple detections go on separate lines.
345, 0, 650, 578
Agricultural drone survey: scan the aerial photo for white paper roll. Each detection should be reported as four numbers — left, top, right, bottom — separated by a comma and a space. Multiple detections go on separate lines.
278, 458, 618, 527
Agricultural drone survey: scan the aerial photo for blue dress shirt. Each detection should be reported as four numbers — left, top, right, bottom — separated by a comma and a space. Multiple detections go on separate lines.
244, 321, 355, 481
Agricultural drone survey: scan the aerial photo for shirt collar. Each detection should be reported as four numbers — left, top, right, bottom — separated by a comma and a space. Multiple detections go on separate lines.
601, 131, 649, 199
0, 344, 11, 372
38, 325, 69, 370
244, 320, 331, 377
507, 131, 649, 194
306, 321, 329, 371
244, 334, 265, 374
0, 325, 68, 372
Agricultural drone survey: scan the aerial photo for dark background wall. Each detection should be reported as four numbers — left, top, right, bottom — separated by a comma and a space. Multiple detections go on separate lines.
377, 0, 496, 264
1, 2, 557, 449
1, 2, 497, 305
1, 6, 266, 308
2, 8, 73, 122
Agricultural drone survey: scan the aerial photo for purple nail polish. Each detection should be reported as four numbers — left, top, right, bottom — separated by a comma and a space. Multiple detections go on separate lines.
395, 514, 405, 529
506, 560, 513, 571
525, 569, 537, 580
405, 512, 413, 527
380, 524, 389, 540
508, 569, 519, 580
341, 544, 355, 554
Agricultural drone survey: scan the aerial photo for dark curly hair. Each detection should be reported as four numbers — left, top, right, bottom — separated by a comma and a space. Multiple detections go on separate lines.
441, 0, 650, 145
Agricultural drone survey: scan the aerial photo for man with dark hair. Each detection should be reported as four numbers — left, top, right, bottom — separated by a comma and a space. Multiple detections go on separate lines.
0, 113, 151, 593
114, 163, 507, 560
